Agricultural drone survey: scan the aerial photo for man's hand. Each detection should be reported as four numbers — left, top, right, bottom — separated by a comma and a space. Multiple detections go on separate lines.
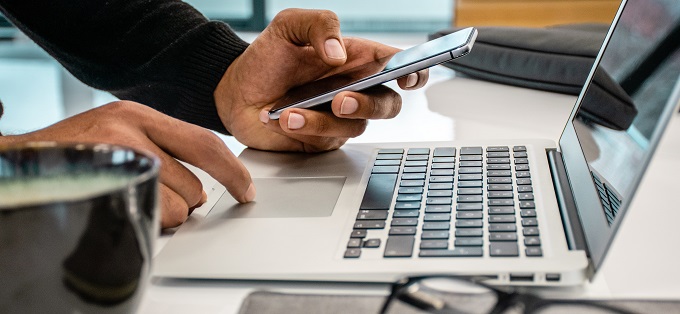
0, 101, 255, 228
215, 8, 428, 152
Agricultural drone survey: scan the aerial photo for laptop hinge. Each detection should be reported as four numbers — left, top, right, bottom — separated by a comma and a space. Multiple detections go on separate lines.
546, 149, 589, 254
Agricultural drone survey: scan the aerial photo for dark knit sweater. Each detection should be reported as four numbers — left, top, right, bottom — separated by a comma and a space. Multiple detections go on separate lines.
0, 0, 249, 134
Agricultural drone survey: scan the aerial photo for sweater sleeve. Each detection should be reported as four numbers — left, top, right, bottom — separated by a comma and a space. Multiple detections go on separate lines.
0, 0, 249, 133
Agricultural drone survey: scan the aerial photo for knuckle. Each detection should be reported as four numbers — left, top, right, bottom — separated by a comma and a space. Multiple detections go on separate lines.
351, 120, 368, 137
161, 192, 188, 227
317, 10, 340, 29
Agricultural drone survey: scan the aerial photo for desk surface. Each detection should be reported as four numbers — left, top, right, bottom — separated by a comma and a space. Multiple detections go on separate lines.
140, 47, 680, 314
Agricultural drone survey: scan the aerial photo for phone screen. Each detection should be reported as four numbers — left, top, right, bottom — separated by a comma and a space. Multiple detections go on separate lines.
268, 28, 476, 118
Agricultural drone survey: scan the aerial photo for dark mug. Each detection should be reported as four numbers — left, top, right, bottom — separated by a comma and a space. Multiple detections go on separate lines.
0, 142, 160, 313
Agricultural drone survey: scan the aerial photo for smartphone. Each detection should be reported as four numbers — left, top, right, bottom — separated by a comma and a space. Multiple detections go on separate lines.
268, 27, 478, 119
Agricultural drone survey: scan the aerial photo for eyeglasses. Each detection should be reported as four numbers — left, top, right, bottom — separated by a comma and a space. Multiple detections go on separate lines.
379, 275, 635, 314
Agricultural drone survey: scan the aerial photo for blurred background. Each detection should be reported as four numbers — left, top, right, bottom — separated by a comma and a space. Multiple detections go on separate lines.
0, 0, 619, 135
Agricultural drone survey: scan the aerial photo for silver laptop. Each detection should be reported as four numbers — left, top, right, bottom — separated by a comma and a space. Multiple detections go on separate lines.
154, 0, 680, 286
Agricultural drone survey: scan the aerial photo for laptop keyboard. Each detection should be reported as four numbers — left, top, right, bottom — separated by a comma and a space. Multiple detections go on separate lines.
344, 146, 543, 259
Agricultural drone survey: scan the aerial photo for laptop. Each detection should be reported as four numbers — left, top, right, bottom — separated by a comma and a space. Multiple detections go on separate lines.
154, 0, 680, 286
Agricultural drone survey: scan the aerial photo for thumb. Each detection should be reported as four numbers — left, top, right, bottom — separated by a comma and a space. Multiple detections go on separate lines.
269, 8, 347, 66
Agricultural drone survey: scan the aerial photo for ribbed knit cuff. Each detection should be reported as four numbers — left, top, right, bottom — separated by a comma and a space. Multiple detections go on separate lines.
175, 22, 249, 134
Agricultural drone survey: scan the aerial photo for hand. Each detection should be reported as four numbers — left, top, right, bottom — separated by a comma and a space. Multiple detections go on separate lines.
215, 8, 428, 152
0, 101, 255, 228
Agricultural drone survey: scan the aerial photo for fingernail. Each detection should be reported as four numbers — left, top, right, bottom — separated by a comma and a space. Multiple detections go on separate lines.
287, 112, 305, 130
340, 96, 358, 115
325, 38, 346, 60
244, 183, 256, 202
406, 73, 418, 88
259, 109, 270, 124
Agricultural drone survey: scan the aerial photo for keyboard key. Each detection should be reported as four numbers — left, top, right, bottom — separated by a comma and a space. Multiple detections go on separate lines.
427, 198, 452, 205
488, 177, 512, 184
399, 187, 423, 194
429, 176, 454, 183
357, 210, 388, 220
488, 223, 517, 232
488, 184, 512, 191
421, 231, 449, 239
353, 220, 386, 229
490, 242, 519, 257
513, 146, 527, 152
389, 227, 417, 235
515, 164, 530, 171
459, 167, 482, 174
513, 152, 528, 158
455, 229, 483, 237
488, 199, 514, 206
433, 157, 456, 163
400, 180, 425, 187
455, 220, 483, 228
460, 147, 483, 155
516, 171, 531, 178
459, 174, 483, 181
391, 218, 418, 226
408, 148, 430, 155
420, 240, 448, 249
420, 247, 483, 257
374, 159, 401, 166
372, 166, 400, 174
384, 236, 415, 257
454, 238, 484, 246
434, 147, 456, 157
424, 213, 451, 221
428, 190, 452, 197
487, 170, 512, 177
430, 169, 455, 177
457, 203, 483, 211
524, 237, 541, 246
486, 146, 509, 152
456, 212, 483, 219
350, 230, 367, 238
423, 222, 451, 230
397, 194, 422, 202
487, 158, 510, 164
404, 167, 427, 173
487, 152, 510, 158
489, 233, 518, 241
487, 164, 511, 170
379, 149, 404, 154
393, 209, 420, 218
459, 155, 483, 161
523, 227, 540, 236
425, 205, 452, 213
344, 248, 361, 258
406, 155, 429, 161
360, 174, 398, 210
519, 193, 534, 200
517, 185, 533, 193
429, 183, 454, 190
458, 188, 483, 195
432, 163, 455, 169
519, 201, 536, 209
520, 209, 537, 217
489, 215, 515, 223
460, 161, 483, 167
395, 202, 421, 210
458, 195, 483, 203
515, 158, 529, 164
488, 191, 513, 198
526, 247, 543, 257
489, 207, 515, 214
347, 238, 362, 248
376, 154, 403, 160
363, 238, 381, 248
458, 181, 482, 188
402, 173, 426, 180
404, 160, 428, 167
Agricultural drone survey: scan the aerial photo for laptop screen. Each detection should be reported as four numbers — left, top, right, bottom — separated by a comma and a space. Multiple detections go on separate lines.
561, 0, 680, 269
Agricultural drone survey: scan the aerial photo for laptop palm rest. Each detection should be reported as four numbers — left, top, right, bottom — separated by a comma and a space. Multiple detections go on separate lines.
208, 177, 346, 219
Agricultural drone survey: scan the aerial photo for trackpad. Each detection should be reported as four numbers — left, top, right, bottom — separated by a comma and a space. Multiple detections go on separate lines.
208, 177, 346, 219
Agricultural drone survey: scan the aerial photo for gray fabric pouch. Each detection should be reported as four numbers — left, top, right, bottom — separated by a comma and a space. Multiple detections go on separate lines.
238, 291, 680, 314
430, 24, 610, 95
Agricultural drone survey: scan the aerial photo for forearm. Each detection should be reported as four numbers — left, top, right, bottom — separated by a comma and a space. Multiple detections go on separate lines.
0, 0, 248, 133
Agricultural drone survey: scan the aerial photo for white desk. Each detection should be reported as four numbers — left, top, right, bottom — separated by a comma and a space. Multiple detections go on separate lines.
140, 63, 680, 313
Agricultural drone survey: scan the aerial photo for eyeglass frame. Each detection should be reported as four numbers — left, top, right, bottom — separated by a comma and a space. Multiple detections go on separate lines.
379, 275, 635, 314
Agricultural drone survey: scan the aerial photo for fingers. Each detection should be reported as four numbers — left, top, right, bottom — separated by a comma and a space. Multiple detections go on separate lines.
135, 106, 255, 204
396, 69, 430, 90
159, 183, 189, 228
331, 85, 403, 119
270, 8, 346, 66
